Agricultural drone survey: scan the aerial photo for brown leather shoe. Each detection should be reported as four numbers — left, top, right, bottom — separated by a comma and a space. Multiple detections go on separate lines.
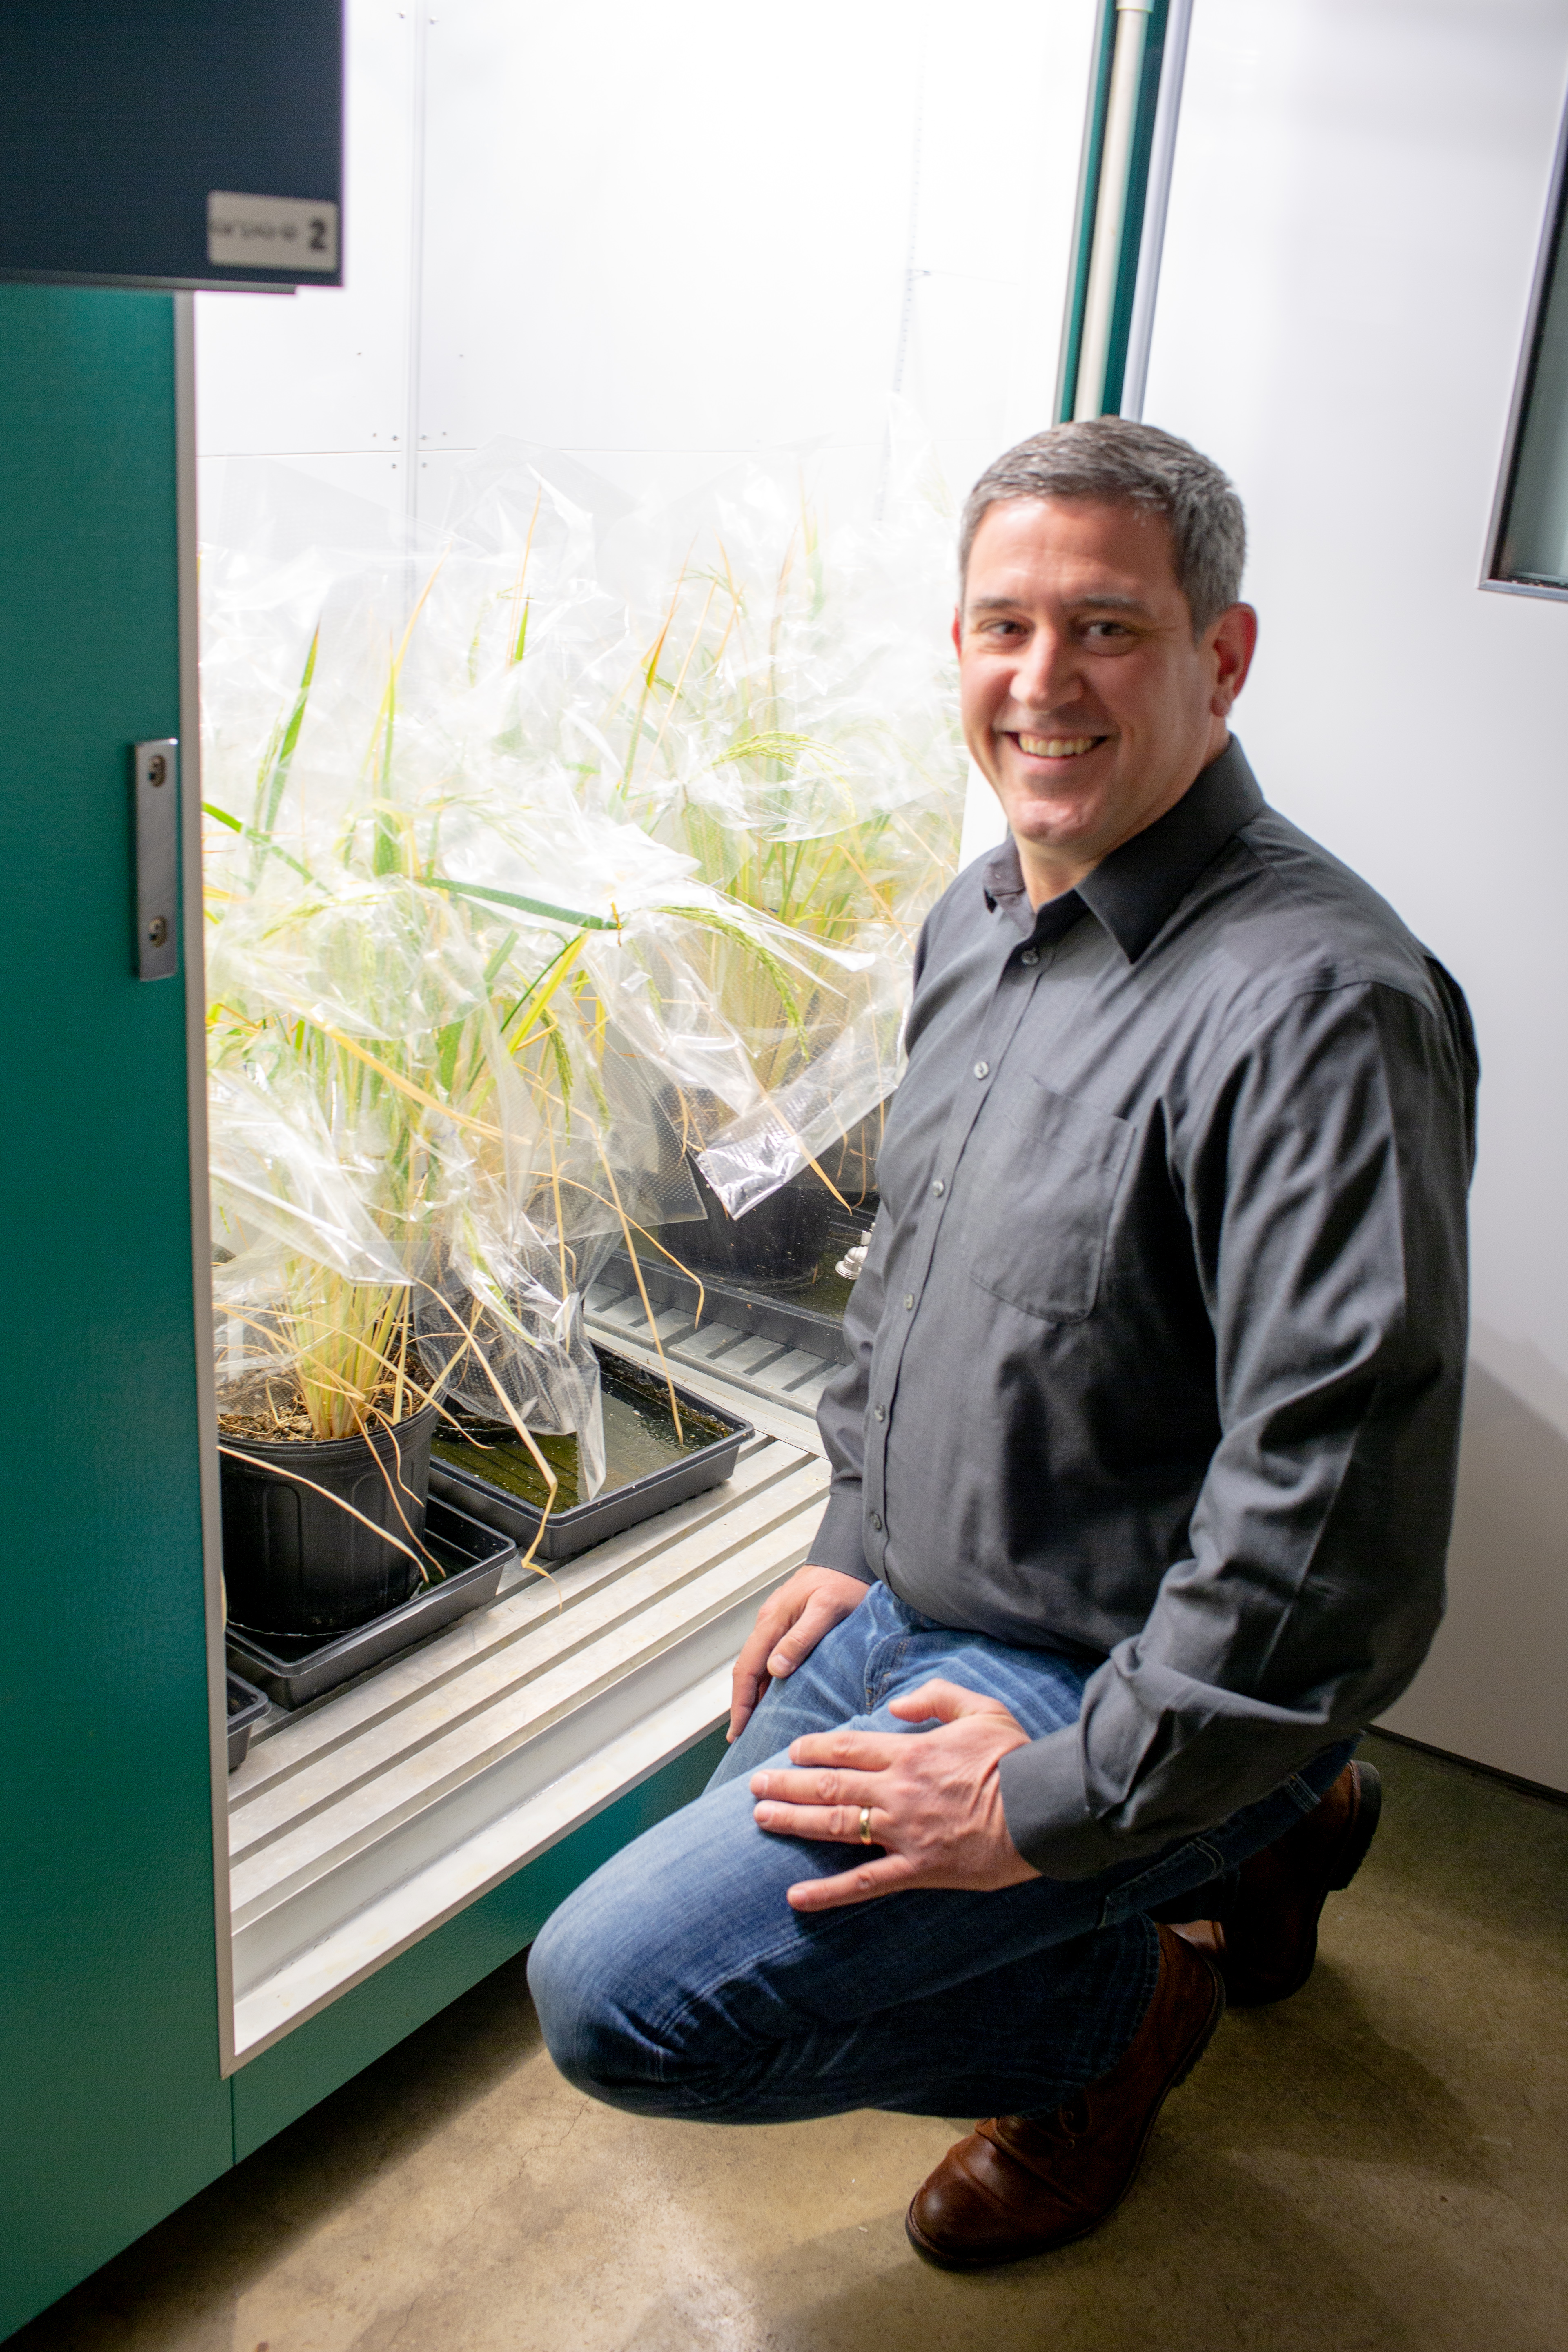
904, 1923, 1225, 2270
1173, 1758, 1381, 2007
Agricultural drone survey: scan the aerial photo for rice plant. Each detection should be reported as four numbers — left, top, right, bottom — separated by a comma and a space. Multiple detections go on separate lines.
199, 437, 967, 1480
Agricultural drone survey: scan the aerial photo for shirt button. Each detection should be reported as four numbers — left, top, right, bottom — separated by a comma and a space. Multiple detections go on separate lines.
974, 1060, 990, 1079
1021, 950, 1039, 967
869, 1512, 883, 1532
873, 1404, 886, 1422
903, 1292, 915, 1311
931, 1177, 945, 1196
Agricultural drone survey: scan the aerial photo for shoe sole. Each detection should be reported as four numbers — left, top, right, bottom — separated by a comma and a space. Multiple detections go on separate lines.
1228, 1757, 1383, 2008
904, 1953, 1227, 2272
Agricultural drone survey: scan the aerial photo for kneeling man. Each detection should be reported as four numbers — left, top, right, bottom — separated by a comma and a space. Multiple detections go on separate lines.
529, 420, 1476, 2269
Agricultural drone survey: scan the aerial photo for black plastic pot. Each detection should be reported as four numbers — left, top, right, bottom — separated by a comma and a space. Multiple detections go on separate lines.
219, 1401, 440, 1637
673, 1155, 839, 1294
227, 1493, 517, 1708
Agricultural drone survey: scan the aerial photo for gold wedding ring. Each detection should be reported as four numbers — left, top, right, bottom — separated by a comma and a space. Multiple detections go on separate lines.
858, 1804, 873, 1844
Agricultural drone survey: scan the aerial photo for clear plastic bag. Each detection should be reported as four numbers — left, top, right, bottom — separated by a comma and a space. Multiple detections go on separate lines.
199, 414, 964, 1471
414, 1241, 608, 1500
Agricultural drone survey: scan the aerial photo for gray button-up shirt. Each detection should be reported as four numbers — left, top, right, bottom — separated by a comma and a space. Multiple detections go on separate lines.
812, 740, 1477, 1878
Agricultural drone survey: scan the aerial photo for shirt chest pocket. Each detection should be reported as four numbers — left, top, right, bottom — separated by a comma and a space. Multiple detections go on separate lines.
963, 1080, 1133, 1324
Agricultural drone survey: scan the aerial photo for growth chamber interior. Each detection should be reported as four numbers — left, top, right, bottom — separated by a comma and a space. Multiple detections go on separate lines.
194, 0, 1100, 2073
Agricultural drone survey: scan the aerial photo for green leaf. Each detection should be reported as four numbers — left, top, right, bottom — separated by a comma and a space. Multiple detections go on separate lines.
482, 926, 521, 988
252, 626, 320, 851
205, 802, 314, 882
428, 875, 617, 932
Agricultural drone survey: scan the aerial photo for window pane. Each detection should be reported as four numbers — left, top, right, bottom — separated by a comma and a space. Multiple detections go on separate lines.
1493, 120, 1568, 591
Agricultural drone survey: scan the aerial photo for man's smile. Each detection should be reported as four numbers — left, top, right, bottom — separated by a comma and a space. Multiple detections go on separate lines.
1011, 731, 1107, 761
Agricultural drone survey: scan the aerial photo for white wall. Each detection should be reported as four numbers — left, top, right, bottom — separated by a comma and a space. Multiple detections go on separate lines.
1145, 0, 1568, 1791
195, 0, 1096, 549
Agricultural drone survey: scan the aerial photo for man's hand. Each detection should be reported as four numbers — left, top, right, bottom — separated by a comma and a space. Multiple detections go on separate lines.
727, 1564, 873, 1742
748, 1678, 1042, 1909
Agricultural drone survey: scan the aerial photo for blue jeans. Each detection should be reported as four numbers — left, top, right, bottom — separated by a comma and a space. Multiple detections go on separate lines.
528, 1582, 1354, 2124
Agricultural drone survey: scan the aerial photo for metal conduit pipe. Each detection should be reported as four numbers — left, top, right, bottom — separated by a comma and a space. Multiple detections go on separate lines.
1121, 0, 1194, 420
1073, 0, 1154, 421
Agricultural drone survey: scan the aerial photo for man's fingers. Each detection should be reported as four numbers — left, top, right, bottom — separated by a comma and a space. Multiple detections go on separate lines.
727, 1607, 792, 1739
736, 1604, 793, 1681
731, 1581, 832, 1724
886, 1677, 1018, 1726
727, 1677, 761, 1742
727, 1568, 871, 1737
786, 1725, 903, 1771
785, 1854, 917, 1911
728, 1653, 772, 1741
751, 1797, 883, 1843
749, 1764, 880, 1807
765, 1596, 838, 1679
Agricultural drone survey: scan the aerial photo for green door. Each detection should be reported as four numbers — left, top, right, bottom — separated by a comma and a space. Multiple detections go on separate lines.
0, 292, 728, 2325
0, 284, 230, 2337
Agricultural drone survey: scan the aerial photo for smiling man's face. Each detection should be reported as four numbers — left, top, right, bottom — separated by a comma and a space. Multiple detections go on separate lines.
955, 495, 1256, 905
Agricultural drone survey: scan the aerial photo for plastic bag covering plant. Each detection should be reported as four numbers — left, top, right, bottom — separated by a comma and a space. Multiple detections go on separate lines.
200, 426, 964, 1504
437, 419, 965, 1214
201, 557, 810, 1506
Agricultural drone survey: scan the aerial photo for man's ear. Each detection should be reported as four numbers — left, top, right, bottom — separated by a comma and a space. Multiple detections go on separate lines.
1210, 603, 1258, 715
951, 607, 963, 656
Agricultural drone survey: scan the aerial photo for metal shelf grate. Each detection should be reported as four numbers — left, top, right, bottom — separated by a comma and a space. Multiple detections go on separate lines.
585, 1264, 848, 1417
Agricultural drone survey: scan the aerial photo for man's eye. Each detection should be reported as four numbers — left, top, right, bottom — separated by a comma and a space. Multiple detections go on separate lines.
1084, 620, 1130, 640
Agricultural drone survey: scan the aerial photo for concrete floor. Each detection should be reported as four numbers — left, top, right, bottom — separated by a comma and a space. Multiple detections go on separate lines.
14, 1732, 1568, 2352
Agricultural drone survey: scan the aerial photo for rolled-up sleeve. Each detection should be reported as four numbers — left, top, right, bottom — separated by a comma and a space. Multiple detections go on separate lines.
999, 976, 1475, 1876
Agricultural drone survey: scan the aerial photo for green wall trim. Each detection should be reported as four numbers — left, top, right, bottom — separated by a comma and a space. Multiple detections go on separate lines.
0, 284, 229, 2342
1056, 0, 1172, 423
232, 1726, 727, 2159
1056, 0, 1118, 423
1099, 0, 1171, 419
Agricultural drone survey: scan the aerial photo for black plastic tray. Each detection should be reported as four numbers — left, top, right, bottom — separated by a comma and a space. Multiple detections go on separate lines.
607, 1245, 858, 1364
428, 1348, 752, 1564
226, 1671, 271, 1771
226, 1493, 517, 1708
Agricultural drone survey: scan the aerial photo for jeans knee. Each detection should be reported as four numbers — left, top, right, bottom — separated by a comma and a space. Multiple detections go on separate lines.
527, 1896, 607, 2086
528, 1872, 689, 2111
526, 1786, 785, 2119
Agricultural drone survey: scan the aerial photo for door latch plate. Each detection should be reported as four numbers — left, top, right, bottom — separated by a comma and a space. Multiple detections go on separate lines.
132, 738, 180, 982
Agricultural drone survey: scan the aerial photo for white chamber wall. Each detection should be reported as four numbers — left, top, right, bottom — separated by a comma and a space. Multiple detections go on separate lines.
195, 0, 1096, 551
1144, 0, 1568, 1791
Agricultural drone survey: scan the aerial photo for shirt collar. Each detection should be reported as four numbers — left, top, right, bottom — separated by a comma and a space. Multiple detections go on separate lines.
981, 737, 1265, 964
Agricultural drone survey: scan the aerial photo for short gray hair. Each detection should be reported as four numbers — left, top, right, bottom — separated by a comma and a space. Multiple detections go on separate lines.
958, 419, 1247, 635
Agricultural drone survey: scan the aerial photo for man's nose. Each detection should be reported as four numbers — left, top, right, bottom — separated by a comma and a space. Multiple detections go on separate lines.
1011, 624, 1080, 709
